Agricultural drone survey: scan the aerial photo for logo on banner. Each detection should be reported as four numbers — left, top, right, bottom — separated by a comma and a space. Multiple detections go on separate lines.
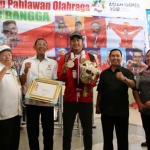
92, 0, 106, 13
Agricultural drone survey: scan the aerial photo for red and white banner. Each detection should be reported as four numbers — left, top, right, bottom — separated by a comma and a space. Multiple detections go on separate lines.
0, 0, 149, 75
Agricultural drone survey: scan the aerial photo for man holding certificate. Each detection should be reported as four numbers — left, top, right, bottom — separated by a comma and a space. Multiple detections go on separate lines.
20, 38, 58, 150
57, 32, 100, 150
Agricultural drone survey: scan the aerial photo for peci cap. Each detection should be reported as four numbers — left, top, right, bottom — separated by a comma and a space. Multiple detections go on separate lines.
70, 32, 83, 40
0, 45, 11, 53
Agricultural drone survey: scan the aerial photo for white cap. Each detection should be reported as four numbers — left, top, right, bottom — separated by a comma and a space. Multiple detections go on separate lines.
0, 45, 11, 53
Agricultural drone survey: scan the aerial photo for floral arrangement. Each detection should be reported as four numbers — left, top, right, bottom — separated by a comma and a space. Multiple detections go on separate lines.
80, 58, 101, 84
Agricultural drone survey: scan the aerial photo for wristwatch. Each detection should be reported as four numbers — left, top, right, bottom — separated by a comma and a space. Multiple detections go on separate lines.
123, 77, 127, 82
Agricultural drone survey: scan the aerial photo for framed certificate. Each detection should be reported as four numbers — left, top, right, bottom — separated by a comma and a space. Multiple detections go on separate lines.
27, 78, 61, 103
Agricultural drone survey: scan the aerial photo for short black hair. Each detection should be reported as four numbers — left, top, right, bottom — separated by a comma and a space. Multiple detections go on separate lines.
109, 49, 122, 57
34, 38, 47, 46
3, 20, 16, 27
132, 48, 143, 56
146, 49, 150, 56
145, 49, 150, 64
75, 21, 82, 26
3, 20, 17, 33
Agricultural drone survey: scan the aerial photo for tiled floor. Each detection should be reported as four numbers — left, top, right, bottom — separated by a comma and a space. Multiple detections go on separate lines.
19, 107, 147, 150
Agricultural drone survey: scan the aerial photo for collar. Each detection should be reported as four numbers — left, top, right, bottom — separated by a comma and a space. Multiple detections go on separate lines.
70, 50, 86, 60
32, 55, 49, 61
109, 65, 122, 72
0, 62, 16, 70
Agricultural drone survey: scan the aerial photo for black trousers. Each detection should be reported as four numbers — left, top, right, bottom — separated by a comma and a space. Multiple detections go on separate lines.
22, 95, 26, 122
0, 115, 21, 150
101, 114, 129, 150
63, 102, 93, 150
141, 113, 150, 150
26, 105, 54, 150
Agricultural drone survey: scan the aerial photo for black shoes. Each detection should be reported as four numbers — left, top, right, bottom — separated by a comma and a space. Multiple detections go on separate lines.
141, 141, 147, 147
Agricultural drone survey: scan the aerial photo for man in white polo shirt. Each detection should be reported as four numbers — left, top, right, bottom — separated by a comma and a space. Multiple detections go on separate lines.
20, 38, 58, 150
0, 45, 22, 150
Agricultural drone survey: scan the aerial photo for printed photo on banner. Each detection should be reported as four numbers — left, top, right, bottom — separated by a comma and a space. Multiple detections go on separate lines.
0, 20, 23, 49
106, 18, 146, 50
126, 48, 147, 76
55, 16, 70, 48
0, 0, 149, 66
55, 48, 68, 62
0, 10, 55, 57
101, 48, 126, 71
55, 16, 85, 48
85, 48, 101, 71
84, 17, 107, 48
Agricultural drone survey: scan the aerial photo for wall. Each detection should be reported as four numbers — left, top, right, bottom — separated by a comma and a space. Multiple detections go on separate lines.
144, 0, 150, 9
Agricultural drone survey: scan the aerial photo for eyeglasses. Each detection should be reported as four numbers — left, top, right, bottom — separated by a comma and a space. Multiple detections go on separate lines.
36, 43, 47, 47
0, 54, 12, 57
3, 27, 17, 33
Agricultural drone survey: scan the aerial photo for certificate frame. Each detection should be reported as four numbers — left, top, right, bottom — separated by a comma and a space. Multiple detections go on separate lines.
27, 78, 61, 103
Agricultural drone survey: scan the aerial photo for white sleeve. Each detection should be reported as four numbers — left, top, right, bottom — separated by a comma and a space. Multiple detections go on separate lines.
52, 61, 58, 80
20, 60, 25, 76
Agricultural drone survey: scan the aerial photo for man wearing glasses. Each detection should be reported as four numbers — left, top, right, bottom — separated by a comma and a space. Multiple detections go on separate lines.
2, 20, 22, 48
20, 38, 58, 150
0, 45, 22, 150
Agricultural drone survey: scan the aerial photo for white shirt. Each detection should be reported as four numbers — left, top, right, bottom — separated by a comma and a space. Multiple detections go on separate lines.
0, 63, 22, 120
20, 55, 58, 107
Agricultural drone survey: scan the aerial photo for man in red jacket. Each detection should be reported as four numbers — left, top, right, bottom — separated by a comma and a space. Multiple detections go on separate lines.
55, 20, 69, 48
57, 32, 98, 150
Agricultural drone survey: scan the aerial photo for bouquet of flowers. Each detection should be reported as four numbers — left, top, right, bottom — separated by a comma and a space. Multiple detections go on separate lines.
80, 58, 101, 97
